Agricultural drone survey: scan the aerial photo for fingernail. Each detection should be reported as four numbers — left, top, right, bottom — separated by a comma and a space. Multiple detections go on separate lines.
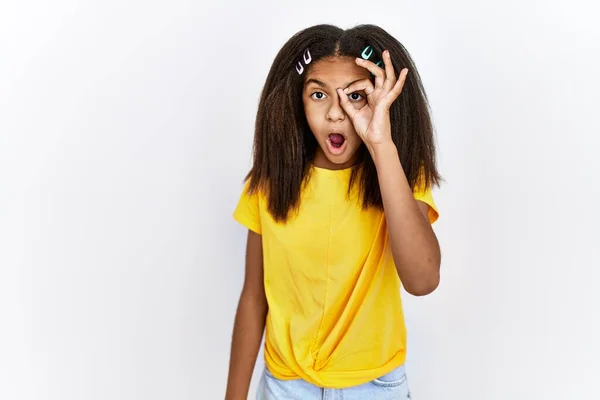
343, 88, 349, 93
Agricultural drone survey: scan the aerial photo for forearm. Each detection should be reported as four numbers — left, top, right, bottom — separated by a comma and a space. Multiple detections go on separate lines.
225, 291, 268, 400
371, 142, 441, 295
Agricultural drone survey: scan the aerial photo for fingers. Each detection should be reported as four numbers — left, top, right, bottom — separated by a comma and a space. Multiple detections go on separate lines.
382, 50, 397, 91
336, 88, 359, 118
356, 49, 399, 92
354, 49, 409, 107
343, 79, 375, 97
355, 58, 385, 88
385, 68, 409, 105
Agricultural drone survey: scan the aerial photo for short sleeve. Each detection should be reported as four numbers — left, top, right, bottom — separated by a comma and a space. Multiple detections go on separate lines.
413, 172, 439, 224
233, 180, 262, 234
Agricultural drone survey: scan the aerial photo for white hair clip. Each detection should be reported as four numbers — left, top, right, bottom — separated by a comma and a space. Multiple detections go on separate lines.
296, 48, 312, 75
303, 49, 312, 64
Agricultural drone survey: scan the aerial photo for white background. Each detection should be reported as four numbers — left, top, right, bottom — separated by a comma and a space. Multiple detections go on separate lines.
1, 0, 599, 399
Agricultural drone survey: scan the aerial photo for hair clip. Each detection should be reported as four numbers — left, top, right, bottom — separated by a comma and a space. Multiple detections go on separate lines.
303, 49, 312, 64
361, 46, 373, 60
296, 48, 312, 75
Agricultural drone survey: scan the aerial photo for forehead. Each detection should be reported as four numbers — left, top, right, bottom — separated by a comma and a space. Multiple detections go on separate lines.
304, 56, 370, 86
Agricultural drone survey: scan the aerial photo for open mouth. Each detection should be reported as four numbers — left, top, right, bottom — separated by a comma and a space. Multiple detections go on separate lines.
328, 133, 345, 148
326, 133, 347, 155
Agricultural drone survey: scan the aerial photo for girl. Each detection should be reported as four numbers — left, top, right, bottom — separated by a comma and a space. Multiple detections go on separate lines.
225, 23, 441, 399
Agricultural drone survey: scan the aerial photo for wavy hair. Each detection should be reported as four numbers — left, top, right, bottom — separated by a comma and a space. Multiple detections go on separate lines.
245, 24, 441, 222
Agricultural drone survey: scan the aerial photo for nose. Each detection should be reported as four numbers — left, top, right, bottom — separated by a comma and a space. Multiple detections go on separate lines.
326, 93, 345, 122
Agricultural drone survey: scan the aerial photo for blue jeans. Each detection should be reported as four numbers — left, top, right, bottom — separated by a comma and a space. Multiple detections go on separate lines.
256, 364, 411, 399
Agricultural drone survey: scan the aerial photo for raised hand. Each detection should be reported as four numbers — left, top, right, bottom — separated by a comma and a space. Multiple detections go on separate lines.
336, 50, 408, 152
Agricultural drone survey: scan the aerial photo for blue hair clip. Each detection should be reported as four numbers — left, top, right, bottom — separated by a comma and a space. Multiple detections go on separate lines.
361, 46, 384, 76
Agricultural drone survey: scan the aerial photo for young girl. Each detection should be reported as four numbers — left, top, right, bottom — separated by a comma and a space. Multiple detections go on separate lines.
225, 23, 441, 400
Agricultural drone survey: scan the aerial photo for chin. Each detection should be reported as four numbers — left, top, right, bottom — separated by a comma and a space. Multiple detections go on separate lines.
324, 152, 356, 165
317, 138, 361, 168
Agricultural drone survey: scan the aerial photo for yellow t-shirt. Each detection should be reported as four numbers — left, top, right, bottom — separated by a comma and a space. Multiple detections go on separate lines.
233, 165, 438, 388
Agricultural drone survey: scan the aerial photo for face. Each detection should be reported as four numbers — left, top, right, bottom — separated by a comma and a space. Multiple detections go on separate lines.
302, 57, 370, 170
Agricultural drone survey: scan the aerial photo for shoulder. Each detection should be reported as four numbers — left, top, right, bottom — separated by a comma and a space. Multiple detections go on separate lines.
413, 182, 439, 224
412, 168, 439, 224
233, 178, 264, 234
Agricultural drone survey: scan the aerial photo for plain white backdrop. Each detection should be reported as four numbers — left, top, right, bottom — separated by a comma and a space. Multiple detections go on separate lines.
1, 0, 599, 399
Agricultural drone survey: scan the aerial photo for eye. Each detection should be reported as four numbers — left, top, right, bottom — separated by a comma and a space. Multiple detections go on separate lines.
348, 92, 364, 102
310, 91, 327, 100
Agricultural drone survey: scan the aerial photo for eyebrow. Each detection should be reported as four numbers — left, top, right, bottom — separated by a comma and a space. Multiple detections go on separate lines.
304, 78, 364, 89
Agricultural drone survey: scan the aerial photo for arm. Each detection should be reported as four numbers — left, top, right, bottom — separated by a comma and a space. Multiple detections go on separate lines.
372, 144, 441, 296
225, 230, 267, 399
336, 50, 440, 296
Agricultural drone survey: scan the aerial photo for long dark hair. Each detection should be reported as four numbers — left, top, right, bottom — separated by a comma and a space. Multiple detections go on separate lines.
245, 24, 441, 222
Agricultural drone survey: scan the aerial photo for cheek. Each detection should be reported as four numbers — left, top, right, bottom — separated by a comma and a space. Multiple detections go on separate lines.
303, 102, 324, 126
350, 99, 367, 110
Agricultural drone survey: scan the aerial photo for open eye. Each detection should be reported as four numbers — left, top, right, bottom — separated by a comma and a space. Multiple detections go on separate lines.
310, 91, 327, 100
348, 92, 364, 102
